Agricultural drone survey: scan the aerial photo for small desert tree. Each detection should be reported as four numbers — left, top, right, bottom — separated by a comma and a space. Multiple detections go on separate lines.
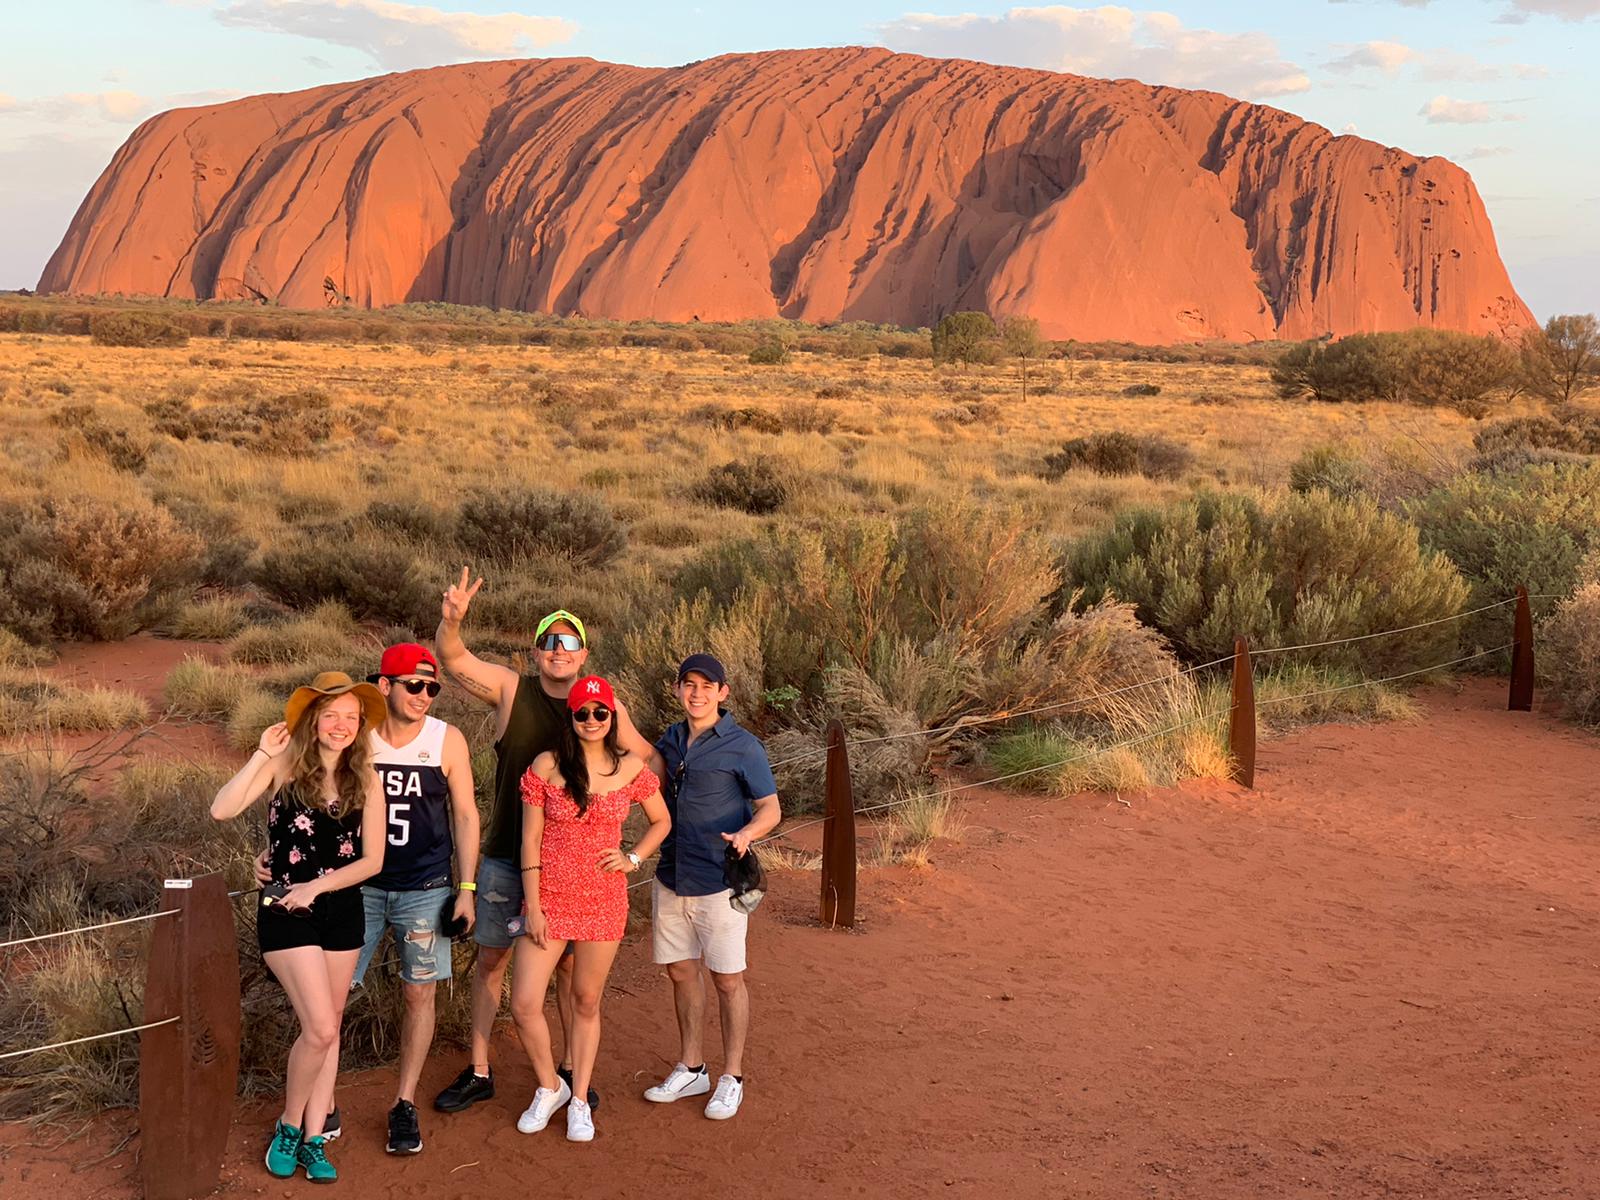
1521, 314, 1600, 404
1001, 316, 1045, 401
931, 311, 999, 366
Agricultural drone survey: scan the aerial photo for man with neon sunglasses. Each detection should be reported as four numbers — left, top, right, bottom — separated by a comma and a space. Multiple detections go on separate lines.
431, 568, 654, 1118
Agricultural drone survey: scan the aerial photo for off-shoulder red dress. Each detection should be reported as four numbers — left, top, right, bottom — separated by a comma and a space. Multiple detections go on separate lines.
520, 766, 660, 942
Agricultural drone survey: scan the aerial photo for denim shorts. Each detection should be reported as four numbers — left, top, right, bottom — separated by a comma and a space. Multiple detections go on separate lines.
353, 884, 453, 986
473, 856, 523, 950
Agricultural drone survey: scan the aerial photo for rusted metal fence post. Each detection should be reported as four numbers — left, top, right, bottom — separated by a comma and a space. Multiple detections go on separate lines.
819, 719, 857, 928
140, 874, 240, 1200
1228, 637, 1257, 788
1509, 585, 1535, 712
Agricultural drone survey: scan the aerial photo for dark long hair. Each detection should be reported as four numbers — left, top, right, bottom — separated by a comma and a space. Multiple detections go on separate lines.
557, 717, 622, 818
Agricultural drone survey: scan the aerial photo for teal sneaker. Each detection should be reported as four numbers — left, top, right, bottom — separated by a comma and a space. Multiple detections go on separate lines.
265, 1120, 301, 1178
297, 1134, 337, 1184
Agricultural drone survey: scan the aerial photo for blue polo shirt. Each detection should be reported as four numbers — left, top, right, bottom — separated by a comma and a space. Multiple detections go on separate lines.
654, 712, 777, 897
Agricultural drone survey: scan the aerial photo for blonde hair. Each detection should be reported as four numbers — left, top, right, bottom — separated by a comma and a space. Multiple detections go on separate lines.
284, 692, 373, 815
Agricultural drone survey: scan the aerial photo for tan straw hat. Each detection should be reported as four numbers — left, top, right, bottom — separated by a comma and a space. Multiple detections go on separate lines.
283, 671, 386, 733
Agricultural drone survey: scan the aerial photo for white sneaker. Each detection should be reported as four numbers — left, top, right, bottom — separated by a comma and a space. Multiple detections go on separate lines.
705, 1074, 743, 1120
643, 1063, 711, 1103
566, 1098, 594, 1142
515, 1078, 572, 1133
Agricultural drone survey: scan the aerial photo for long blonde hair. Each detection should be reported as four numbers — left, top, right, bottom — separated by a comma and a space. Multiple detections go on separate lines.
284, 692, 373, 815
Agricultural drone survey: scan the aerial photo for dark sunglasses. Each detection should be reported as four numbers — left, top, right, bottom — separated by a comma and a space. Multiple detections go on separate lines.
536, 632, 584, 652
389, 677, 441, 697
572, 705, 612, 723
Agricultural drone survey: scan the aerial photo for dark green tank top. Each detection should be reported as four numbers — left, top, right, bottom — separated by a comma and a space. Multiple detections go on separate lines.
484, 675, 568, 861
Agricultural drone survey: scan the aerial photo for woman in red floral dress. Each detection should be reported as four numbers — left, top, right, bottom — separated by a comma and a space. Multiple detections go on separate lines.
508, 675, 670, 1143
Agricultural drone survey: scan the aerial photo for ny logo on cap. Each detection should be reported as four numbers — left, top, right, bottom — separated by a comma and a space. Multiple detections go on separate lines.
585, 681, 601, 694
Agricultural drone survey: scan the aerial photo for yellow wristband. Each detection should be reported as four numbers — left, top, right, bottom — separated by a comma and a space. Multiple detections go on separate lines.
456, 881, 477, 893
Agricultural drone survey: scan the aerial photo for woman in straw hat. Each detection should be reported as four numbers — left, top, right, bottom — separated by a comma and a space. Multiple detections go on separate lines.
211, 671, 387, 1184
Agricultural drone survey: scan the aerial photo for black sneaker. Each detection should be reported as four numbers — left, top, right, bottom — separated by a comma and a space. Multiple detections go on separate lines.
386, 1100, 423, 1154
434, 1065, 494, 1113
321, 1108, 342, 1141
557, 1065, 600, 1112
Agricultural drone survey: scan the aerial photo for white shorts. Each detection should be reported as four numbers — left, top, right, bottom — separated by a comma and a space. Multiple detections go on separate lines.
651, 880, 749, 974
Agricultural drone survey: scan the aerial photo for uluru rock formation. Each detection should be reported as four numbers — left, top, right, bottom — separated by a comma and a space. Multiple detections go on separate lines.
40, 48, 1533, 343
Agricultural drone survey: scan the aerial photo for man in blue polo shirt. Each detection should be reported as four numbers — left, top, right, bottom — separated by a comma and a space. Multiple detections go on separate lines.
643, 654, 781, 1121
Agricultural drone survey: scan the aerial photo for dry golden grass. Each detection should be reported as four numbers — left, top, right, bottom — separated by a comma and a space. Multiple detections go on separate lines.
0, 329, 1529, 593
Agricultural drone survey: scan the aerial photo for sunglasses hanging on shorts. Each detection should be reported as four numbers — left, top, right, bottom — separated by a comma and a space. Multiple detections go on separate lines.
388, 677, 442, 697
572, 705, 612, 723
536, 632, 584, 652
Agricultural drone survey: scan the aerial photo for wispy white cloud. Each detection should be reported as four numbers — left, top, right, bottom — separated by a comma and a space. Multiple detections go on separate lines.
1500, 0, 1600, 20
1325, 40, 1546, 81
1419, 94, 1526, 123
214, 0, 577, 71
877, 6, 1310, 98
1459, 144, 1515, 158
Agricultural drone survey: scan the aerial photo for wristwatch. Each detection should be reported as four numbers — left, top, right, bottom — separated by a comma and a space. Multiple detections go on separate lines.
626, 851, 641, 868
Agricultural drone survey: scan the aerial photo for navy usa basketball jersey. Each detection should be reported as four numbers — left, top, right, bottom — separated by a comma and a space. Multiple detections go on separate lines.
367, 716, 453, 891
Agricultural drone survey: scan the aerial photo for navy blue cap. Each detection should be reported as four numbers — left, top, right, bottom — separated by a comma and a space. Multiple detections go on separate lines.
676, 653, 727, 686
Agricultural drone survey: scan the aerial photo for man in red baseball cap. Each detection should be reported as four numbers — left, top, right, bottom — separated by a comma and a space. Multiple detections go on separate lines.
257, 641, 479, 1155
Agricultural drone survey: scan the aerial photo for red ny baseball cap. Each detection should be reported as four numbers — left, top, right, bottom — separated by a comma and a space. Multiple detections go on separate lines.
376, 643, 439, 680
567, 675, 616, 712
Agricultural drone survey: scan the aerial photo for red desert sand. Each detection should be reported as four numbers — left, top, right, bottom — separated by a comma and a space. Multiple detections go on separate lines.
2, 677, 1596, 1198
41, 48, 1532, 344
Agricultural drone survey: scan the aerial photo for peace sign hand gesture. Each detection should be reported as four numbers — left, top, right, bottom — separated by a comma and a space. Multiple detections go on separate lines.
442, 565, 483, 625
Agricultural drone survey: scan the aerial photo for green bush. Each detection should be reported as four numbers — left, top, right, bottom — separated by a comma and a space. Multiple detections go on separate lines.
0, 496, 202, 643
692, 458, 789, 514
931, 312, 999, 365
1408, 463, 1600, 650
747, 339, 789, 365
1063, 490, 1468, 672
257, 535, 436, 629
89, 311, 189, 348
1121, 383, 1161, 397
455, 488, 624, 568
1041, 431, 1191, 481
1272, 330, 1516, 413
1543, 555, 1600, 726
1288, 444, 1367, 500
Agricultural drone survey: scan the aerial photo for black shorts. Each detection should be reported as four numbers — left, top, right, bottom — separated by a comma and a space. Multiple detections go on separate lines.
257, 888, 365, 956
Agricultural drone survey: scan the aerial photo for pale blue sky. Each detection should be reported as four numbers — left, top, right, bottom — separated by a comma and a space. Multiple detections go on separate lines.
4, 0, 1596, 316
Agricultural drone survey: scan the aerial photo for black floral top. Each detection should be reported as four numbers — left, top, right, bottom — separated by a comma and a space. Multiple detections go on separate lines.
266, 784, 362, 888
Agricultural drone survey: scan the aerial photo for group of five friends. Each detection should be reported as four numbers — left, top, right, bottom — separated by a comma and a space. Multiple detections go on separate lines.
209, 567, 780, 1182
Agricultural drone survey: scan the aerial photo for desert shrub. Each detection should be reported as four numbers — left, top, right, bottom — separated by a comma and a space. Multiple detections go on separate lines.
0, 495, 202, 643
692, 458, 789, 514
455, 488, 624, 568
747, 338, 789, 365
0, 630, 50, 669
931, 312, 1000, 365
366, 499, 454, 543
145, 385, 333, 454
778, 400, 837, 433
1064, 490, 1468, 672
1543, 554, 1600, 725
1519, 313, 1600, 404
228, 601, 359, 666
1288, 444, 1367, 500
164, 656, 255, 719
1192, 390, 1236, 406
688, 403, 782, 433
0, 676, 149, 735
227, 688, 289, 750
1472, 410, 1600, 458
89, 310, 189, 348
255, 535, 434, 629
1408, 463, 1600, 650
168, 596, 249, 640
1121, 383, 1161, 397
1273, 330, 1516, 412
1041, 431, 1191, 480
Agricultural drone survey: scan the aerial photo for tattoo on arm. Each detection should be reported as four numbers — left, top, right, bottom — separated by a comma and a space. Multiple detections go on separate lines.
460, 675, 496, 701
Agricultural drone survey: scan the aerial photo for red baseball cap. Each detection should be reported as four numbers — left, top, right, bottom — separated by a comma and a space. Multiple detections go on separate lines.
567, 675, 616, 712
377, 643, 439, 680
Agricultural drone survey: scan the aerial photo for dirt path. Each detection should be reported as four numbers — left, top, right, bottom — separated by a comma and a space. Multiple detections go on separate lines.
3, 678, 1597, 1198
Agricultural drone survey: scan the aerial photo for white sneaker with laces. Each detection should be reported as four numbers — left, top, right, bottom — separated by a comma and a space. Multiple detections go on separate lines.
516, 1078, 572, 1133
643, 1063, 711, 1103
566, 1098, 594, 1142
705, 1074, 743, 1120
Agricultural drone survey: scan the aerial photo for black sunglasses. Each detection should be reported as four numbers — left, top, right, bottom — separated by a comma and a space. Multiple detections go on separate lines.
536, 632, 584, 652
389, 677, 441, 697
572, 705, 612, 723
